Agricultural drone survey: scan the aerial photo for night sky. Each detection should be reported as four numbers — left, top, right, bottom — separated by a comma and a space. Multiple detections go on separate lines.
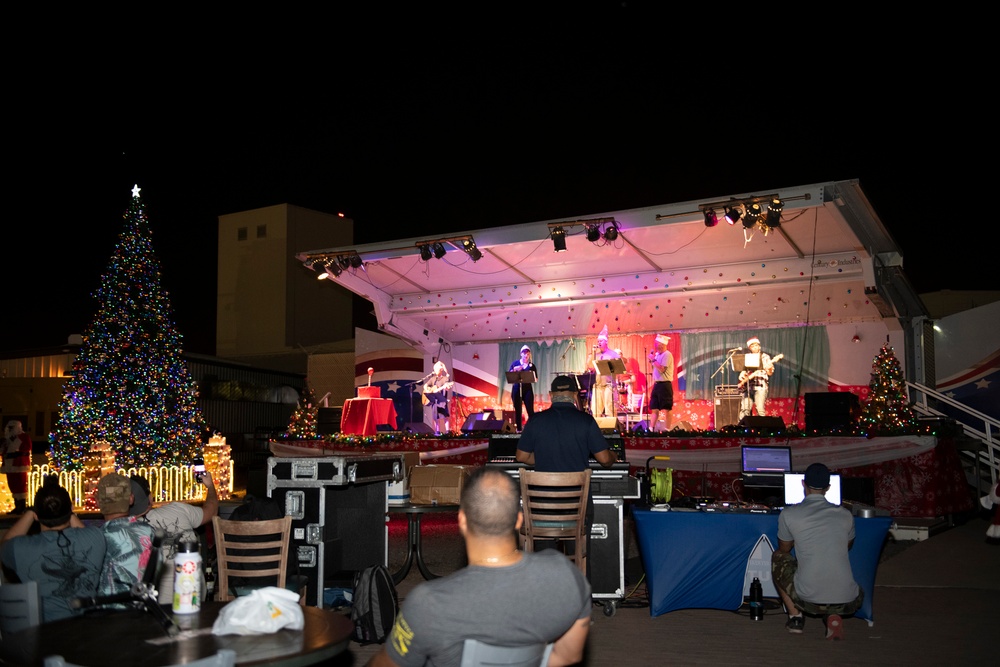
7, 10, 992, 356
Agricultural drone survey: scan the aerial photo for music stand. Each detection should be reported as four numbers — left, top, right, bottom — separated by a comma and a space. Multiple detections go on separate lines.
731, 355, 746, 373
505, 370, 537, 384
594, 358, 626, 376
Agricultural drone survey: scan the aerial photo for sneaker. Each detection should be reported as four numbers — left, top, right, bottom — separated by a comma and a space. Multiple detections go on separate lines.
825, 614, 844, 640
785, 615, 805, 634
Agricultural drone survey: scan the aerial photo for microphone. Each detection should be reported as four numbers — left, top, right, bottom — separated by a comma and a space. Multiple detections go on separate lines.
728, 347, 742, 352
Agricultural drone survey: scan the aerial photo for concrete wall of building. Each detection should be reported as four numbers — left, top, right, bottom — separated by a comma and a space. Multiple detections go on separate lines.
216, 204, 355, 361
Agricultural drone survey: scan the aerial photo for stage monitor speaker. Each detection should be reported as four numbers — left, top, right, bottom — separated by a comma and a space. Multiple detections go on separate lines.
462, 418, 505, 433
403, 422, 434, 434
594, 416, 619, 431
375, 424, 399, 433
738, 416, 785, 431
714, 397, 741, 429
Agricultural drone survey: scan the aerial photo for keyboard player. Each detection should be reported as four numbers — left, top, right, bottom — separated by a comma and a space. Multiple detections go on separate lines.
516, 375, 617, 570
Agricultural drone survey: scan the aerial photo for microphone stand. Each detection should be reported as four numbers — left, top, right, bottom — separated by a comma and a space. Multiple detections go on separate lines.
711, 349, 739, 385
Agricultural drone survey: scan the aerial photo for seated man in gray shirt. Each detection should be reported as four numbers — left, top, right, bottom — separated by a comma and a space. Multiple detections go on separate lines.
367, 467, 592, 667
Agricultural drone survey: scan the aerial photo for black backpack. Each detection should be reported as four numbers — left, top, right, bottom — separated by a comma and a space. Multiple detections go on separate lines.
350, 564, 399, 644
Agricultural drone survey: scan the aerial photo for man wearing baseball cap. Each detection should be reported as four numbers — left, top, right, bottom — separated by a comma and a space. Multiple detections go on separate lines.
0, 475, 106, 622
516, 375, 618, 567
96, 472, 156, 600
772, 462, 863, 640
507, 344, 538, 432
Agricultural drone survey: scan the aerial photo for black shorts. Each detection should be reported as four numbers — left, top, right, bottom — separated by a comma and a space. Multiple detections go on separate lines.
650, 381, 673, 410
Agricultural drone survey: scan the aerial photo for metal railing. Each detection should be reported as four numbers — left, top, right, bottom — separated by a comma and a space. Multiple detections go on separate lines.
907, 380, 999, 490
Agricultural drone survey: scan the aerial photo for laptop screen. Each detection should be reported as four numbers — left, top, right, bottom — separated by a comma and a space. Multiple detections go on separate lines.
740, 445, 793, 488
741, 446, 792, 474
783, 472, 842, 506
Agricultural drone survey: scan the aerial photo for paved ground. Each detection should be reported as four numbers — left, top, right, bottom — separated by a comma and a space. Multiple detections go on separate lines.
324, 509, 997, 666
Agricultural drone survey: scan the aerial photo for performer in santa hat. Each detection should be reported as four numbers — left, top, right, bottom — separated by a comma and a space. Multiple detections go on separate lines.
2, 420, 33, 514
591, 325, 621, 419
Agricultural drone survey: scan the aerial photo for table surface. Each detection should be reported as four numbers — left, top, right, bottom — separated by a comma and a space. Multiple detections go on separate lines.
632, 508, 892, 624
0, 601, 354, 667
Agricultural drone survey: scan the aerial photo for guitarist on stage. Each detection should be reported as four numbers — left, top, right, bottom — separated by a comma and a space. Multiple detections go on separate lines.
738, 337, 780, 420
422, 360, 453, 436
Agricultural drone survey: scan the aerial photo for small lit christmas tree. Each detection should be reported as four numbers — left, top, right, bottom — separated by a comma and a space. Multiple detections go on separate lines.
284, 380, 319, 439
49, 185, 206, 470
858, 342, 920, 434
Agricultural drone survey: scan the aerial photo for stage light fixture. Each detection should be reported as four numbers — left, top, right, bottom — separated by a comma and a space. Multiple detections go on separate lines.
337, 255, 352, 270
586, 224, 601, 242
603, 221, 619, 242
551, 226, 567, 252
419, 244, 433, 261
462, 237, 482, 262
433, 242, 446, 259
322, 259, 342, 278
349, 253, 364, 269
703, 208, 719, 228
743, 202, 762, 229
765, 198, 783, 228
724, 204, 743, 226
310, 260, 325, 272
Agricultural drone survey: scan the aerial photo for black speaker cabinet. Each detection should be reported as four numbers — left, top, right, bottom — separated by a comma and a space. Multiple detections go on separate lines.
462, 419, 505, 433
403, 422, 434, 434
714, 397, 741, 429
738, 416, 785, 431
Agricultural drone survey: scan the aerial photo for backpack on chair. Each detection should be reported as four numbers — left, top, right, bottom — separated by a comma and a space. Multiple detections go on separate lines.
350, 564, 399, 644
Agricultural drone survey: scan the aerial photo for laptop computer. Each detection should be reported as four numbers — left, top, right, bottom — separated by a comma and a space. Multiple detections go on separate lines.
740, 445, 792, 488
783, 472, 842, 506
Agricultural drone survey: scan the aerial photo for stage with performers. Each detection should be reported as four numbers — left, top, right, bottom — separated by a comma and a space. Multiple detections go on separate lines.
269, 430, 974, 519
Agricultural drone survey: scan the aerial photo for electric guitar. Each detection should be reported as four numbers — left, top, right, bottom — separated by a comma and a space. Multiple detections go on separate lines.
738, 354, 783, 388
421, 381, 454, 405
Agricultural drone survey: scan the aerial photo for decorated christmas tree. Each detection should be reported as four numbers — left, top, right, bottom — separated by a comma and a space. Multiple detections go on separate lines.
49, 185, 206, 470
858, 342, 920, 434
284, 380, 319, 439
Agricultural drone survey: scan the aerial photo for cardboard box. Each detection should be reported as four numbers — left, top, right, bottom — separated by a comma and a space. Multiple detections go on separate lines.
387, 452, 423, 506
409, 464, 472, 506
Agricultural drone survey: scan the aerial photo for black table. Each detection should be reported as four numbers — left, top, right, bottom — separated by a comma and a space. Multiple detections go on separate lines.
0, 601, 354, 667
388, 502, 460, 583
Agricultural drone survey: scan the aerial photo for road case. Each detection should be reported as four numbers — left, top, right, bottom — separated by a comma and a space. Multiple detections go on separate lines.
267, 453, 404, 607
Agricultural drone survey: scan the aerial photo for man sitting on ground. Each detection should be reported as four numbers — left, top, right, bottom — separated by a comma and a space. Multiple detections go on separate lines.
772, 462, 863, 640
96, 472, 156, 600
0, 475, 106, 622
367, 467, 592, 667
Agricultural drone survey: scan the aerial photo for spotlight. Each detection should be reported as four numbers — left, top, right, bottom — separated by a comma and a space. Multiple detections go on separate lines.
765, 198, 783, 228
703, 208, 719, 228
462, 237, 482, 262
349, 253, 363, 269
603, 221, 619, 242
433, 242, 446, 259
419, 244, 433, 261
724, 204, 743, 226
325, 260, 342, 278
551, 226, 567, 252
586, 224, 601, 243
743, 202, 762, 229
337, 255, 352, 270
311, 260, 325, 273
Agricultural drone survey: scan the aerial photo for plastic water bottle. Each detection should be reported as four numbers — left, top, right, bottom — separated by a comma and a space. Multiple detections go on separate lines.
749, 577, 764, 621
173, 541, 204, 614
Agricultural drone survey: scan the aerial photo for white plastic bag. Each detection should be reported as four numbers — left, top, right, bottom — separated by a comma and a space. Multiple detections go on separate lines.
212, 586, 305, 635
